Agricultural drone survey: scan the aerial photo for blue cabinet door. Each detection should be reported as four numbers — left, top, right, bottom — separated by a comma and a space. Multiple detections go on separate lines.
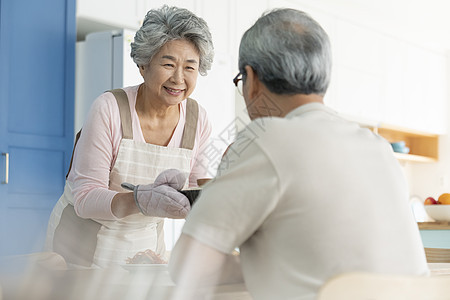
0, 0, 75, 256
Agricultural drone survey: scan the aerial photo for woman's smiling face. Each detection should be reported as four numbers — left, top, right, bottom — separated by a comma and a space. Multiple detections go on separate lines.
139, 39, 200, 107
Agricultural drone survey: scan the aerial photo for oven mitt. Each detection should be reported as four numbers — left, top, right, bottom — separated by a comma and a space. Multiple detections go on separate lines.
121, 169, 190, 219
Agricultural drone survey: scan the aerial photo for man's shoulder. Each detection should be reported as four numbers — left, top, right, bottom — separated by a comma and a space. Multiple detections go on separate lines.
242, 113, 326, 143
245, 116, 290, 137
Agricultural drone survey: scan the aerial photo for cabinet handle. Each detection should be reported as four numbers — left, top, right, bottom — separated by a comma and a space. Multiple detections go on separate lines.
2, 152, 9, 184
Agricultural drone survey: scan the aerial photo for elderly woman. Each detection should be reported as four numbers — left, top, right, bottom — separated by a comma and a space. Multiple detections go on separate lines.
45, 5, 214, 268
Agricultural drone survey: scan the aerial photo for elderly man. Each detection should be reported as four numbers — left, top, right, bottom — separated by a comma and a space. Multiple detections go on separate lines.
169, 8, 428, 300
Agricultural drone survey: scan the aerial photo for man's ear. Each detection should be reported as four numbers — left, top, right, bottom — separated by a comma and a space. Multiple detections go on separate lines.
244, 65, 261, 100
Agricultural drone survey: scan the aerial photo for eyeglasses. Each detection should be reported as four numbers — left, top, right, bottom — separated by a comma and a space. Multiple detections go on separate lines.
233, 72, 243, 96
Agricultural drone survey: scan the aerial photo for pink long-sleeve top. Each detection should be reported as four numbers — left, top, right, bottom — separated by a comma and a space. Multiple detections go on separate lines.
68, 85, 212, 220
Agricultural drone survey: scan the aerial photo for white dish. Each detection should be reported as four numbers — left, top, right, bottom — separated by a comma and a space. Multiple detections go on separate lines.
121, 264, 168, 272
121, 264, 173, 285
424, 205, 450, 222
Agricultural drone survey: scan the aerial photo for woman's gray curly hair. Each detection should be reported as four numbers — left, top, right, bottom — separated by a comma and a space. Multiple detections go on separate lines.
131, 5, 214, 76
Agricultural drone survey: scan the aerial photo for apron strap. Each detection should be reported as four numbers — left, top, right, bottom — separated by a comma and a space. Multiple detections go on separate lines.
65, 89, 133, 179
109, 89, 133, 140
66, 130, 82, 179
180, 98, 199, 150
66, 91, 196, 178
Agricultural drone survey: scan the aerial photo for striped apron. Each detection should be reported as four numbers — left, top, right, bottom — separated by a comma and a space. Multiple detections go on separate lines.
45, 89, 199, 268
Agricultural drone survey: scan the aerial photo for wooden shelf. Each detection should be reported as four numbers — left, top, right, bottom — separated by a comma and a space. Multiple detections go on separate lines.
393, 153, 437, 163
418, 222, 450, 230
367, 124, 439, 163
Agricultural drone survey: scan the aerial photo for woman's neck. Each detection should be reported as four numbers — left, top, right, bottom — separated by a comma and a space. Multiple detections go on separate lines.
135, 84, 179, 119
135, 85, 180, 145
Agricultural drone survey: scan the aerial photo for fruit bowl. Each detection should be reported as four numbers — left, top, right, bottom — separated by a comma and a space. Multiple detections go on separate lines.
424, 205, 450, 222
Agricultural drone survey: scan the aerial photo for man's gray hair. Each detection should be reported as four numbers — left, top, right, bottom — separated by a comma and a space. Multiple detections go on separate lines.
131, 5, 214, 76
238, 8, 331, 95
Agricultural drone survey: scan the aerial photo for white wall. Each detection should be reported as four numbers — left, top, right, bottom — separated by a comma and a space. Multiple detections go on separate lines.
407, 52, 450, 201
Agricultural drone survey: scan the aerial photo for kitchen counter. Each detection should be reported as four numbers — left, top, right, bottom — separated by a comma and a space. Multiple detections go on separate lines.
418, 222, 450, 230
2, 253, 450, 300
418, 222, 450, 248
0, 263, 251, 300
428, 263, 450, 276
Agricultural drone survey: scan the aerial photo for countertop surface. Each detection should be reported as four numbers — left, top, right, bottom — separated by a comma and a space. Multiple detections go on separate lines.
428, 263, 450, 276
417, 222, 450, 230
2, 257, 450, 300
0, 263, 251, 300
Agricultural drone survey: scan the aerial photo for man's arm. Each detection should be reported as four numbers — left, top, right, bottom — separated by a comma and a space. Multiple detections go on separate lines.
169, 234, 244, 288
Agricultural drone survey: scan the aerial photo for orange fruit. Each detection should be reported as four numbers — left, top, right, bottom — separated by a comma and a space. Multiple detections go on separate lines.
438, 193, 450, 205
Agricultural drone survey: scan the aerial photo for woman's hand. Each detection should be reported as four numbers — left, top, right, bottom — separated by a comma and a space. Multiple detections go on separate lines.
121, 169, 191, 219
